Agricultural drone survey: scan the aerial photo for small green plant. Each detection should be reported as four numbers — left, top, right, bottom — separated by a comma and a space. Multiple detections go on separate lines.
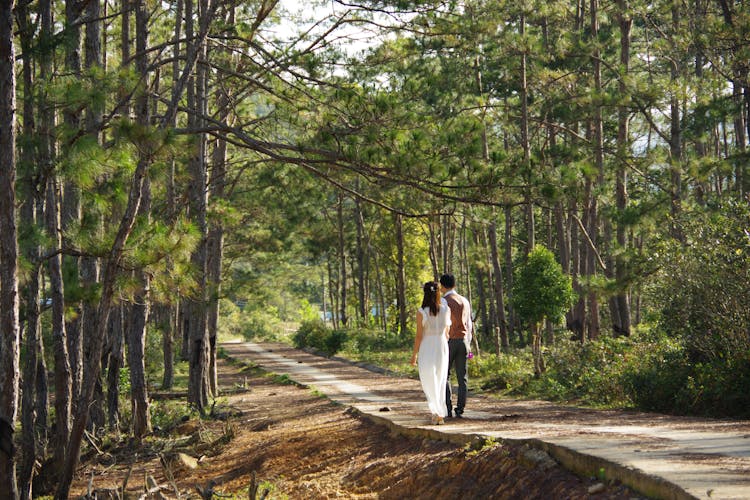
309, 386, 326, 399
466, 436, 499, 455
269, 373, 297, 386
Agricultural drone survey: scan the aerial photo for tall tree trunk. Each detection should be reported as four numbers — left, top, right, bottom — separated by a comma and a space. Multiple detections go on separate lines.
471, 228, 490, 341
733, 84, 747, 195
83, 0, 106, 432
394, 213, 407, 335
0, 0, 20, 493
488, 220, 509, 350
372, 251, 387, 331
160, 305, 175, 389
106, 305, 124, 429
198, 0, 214, 399
480, 227, 500, 350
63, 0, 85, 413
587, 0, 602, 341
172, 0, 188, 365
612, 0, 632, 336
125, 0, 152, 439
428, 218, 439, 278
39, 0, 74, 482
17, 4, 47, 495
531, 322, 542, 377
520, 13, 534, 254
555, 201, 570, 275
19, 168, 46, 500
474, 267, 490, 347
503, 205, 517, 343
186, 0, 212, 412
127, 292, 151, 439
691, 0, 709, 204
207, 29, 232, 393
355, 195, 367, 321
570, 199, 586, 341
337, 193, 348, 326
327, 260, 338, 329
441, 215, 450, 272
47, 178, 73, 487
669, 3, 684, 242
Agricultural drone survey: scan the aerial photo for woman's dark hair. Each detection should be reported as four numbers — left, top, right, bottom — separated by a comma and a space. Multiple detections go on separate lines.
421, 281, 440, 315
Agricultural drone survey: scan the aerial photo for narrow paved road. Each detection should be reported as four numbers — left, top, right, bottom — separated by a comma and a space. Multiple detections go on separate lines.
222, 340, 750, 500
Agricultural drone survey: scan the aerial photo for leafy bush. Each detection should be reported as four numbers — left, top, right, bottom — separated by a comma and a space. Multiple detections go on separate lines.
472, 350, 534, 394
292, 319, 327, 349
345, 326, 410, 353
292, 320, 347, 356
652, 201, 750, 363
623, 340, 750, 418
323, 329, 348, 356
687, 355, 750, 418
620, 334, 691, 412
537, 337, 634, 406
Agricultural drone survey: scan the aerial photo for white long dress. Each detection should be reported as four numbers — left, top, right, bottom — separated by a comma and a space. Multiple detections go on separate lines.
418, 304, 451, 417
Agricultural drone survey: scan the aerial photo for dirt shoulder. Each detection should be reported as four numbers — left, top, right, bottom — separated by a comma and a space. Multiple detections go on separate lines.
70, 353, 638, 499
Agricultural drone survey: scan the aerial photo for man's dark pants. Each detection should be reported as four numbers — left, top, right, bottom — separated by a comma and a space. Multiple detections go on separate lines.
446, 338, 468, 417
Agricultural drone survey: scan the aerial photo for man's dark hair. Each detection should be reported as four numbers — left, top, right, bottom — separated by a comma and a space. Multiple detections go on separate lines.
439, 273, 455, 289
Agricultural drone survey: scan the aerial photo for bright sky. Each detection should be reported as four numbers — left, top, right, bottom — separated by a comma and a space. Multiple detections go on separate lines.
271, 0, 398, 57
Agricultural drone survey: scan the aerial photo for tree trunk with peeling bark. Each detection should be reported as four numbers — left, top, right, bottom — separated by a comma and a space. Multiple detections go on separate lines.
0, 0, 20, 494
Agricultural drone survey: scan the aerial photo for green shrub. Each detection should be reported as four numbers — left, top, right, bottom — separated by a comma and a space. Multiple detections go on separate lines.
345, 326, 409, 353
323, 329, 348, 356
689, 355, 750, 418
652, 201, 750, 363
511, 245, 576, 326
293, 319, 327, 349
473, 351, 534, 394
542, 336, 634, 406
621, 336, 690, 413
292, 320, 347, 356
626, 352, 750, 418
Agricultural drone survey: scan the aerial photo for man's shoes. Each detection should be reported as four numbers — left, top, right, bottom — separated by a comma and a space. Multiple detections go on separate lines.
454, 412, 463, 419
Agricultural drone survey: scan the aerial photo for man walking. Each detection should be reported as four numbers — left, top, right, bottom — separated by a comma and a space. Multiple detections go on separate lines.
440, 273, 473, 418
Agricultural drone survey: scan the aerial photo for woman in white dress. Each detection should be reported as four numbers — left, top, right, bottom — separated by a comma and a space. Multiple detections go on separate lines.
410, 281, 451, 425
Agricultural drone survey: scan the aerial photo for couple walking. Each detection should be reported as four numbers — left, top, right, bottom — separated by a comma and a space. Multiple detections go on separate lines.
410, 274, 473, 425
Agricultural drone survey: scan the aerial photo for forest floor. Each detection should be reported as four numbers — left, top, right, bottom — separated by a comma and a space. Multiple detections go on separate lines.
68, 353, 639, 499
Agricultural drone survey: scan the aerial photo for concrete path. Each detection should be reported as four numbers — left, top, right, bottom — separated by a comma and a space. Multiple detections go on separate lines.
221, 341, 750, 500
